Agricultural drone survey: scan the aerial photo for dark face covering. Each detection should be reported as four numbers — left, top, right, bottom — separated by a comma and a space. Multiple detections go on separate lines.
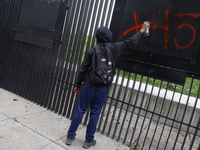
96, 26, 112, 43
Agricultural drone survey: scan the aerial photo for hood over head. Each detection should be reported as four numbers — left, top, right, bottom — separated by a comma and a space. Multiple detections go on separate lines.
96, 26, 112, 43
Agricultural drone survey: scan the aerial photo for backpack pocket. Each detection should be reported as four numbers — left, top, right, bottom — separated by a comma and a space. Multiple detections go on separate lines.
94, 67, 114, 84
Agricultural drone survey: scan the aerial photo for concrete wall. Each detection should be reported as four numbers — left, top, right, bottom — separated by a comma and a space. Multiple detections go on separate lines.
108, 76, 200, 136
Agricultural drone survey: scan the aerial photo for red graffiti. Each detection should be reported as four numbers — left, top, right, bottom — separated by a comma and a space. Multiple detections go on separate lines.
152, 10, 169, 49
122, 12, 143, 45
123, 11, 200, 50
174, 13, 200, 50
123, 12, 143, 36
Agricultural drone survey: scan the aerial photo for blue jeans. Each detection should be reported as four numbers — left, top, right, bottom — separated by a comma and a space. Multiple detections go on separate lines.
67, 85, 108, 142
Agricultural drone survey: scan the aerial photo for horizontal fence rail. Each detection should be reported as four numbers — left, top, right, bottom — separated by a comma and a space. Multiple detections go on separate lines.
0, 0, 199, 149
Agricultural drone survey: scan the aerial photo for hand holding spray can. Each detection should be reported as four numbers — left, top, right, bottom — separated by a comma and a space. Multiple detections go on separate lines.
144, 22, 150, 36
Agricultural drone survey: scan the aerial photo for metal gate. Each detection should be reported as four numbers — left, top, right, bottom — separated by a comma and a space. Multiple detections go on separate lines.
0, 0, 199, 149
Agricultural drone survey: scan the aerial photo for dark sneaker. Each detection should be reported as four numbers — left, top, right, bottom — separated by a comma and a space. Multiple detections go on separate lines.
82, 140, 96, 149
65, 136, 75, 145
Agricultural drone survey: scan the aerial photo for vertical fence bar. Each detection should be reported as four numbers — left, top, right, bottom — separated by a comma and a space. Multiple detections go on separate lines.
9, 40, 19, 94
135, 78, 156, 148
156, 84, 177, 149
181, 81, 200, 150
112, 72, 131, 139
189, 117, 200, 150
132, 77, 150, 149
107, 71, 126, 136
116, 73, 138, 141
163, 84, 185, 150
12, 43, 24, 95
127, 76, 144, 146
20, 44, 33, 99
173, 78, 194, 150
149, 82, 169, 149
121, 75, 142, 145
141, 80, 163, 149
105, 0, 116, 27
4, 0, 15, 93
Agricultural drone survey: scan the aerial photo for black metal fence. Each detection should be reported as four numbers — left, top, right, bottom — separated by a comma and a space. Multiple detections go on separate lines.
0, 0, 199, 149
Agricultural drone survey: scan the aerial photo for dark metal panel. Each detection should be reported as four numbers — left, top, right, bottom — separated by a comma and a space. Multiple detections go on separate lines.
12, 0, 68, 46
0, 0, 15, 90
110, 0, 200, 81
18, 0, 60, 29
115, 58, 187, 85
15, 33, 53, 49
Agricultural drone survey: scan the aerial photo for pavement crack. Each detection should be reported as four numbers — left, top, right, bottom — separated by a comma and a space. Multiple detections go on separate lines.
1, 111, 68, 150
0, 112, 14, 122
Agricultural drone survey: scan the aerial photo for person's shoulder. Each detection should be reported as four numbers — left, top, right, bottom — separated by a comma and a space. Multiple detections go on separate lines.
87, 47, 95, 56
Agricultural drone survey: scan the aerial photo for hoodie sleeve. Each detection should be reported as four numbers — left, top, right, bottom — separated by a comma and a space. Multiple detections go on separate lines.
111, 31, 143, 60
75, 48, 93, 88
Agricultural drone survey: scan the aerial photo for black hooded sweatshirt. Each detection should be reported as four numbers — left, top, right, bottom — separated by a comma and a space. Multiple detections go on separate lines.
75, 26, 143, 88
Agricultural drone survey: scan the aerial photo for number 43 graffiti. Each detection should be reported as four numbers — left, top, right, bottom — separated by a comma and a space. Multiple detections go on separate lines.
123, 10, 200, 50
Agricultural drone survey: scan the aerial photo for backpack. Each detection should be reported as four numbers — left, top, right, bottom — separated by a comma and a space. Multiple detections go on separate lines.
89, 43, 115, 85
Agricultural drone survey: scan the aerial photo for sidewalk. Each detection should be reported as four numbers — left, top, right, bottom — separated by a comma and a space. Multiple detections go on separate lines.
0, 88, 129, 150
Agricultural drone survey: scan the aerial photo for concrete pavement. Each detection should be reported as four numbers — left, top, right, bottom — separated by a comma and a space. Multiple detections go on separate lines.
0, 88, 129, 150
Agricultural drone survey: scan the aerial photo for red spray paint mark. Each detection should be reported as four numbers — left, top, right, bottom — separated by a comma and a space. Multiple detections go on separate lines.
174, 13, 200, 50
123, 10, 200, 50
123, 12, 143, 36
122, 12, 143, 46
152, 10, 169, 49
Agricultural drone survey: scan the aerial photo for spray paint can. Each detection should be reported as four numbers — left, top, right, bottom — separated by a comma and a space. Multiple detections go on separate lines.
144, 27, 149, 36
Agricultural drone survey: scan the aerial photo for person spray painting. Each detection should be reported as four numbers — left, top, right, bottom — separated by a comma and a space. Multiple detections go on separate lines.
66, 21, 150, 149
